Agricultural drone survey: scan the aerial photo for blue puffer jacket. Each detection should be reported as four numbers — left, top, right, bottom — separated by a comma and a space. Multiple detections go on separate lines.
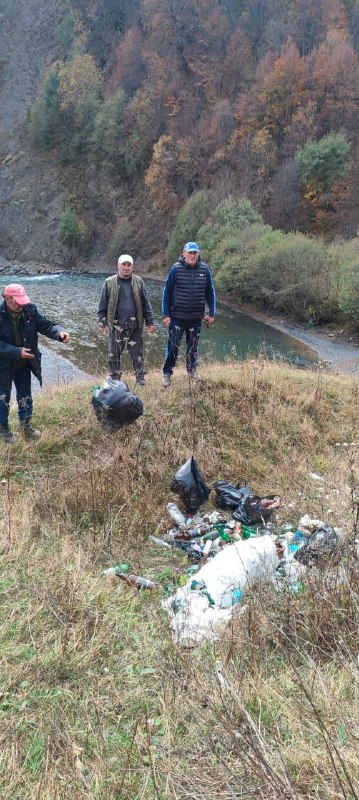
0, 301, 64, 388
162, 256, 216, 321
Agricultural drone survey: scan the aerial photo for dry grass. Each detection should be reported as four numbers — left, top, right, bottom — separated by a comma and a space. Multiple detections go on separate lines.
0, 358, 359, 799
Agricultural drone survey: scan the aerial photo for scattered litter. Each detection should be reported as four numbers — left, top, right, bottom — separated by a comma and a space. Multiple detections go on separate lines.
308, 472, 324, 481
102, 567, 157, 590
102, 563, 129, 576
92, 379, 143, 429
294, 525, 339, 567
149, 536, 173, 549
297, 514, 326, 535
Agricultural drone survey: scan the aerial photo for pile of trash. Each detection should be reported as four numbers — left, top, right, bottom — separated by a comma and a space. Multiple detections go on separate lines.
102, 456, 341, 647
159, 508, 340, 646
150, 502, 277, 561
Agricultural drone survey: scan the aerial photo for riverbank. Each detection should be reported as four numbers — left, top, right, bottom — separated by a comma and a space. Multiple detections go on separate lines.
237, 303, 359, 374
31, 346, 94, 394
143, 274, 359, 375
1, 256, 359, 375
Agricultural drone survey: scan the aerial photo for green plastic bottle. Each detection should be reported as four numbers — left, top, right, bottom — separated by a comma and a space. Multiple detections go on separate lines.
241, 525, 258, 540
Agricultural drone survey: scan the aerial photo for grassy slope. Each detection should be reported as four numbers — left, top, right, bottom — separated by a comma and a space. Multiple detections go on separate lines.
0, 359, 359, 800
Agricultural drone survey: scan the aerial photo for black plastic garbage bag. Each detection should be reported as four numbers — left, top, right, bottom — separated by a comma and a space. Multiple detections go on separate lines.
213, 481, 280, 525
294, 525, 339, 566
213, 481, 252, 510
171, 457, 210, 514
232, 495, 280, 525
92, 379, 143, 430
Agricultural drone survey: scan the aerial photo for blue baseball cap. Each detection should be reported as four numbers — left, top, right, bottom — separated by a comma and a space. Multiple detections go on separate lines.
183, 242, 200, 253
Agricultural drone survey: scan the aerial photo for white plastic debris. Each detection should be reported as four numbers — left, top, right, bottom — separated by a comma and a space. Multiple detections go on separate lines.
298, 514, 325, 534
162, 535, 278, 646
203, 511, 223, 524
308, 472, 324, 481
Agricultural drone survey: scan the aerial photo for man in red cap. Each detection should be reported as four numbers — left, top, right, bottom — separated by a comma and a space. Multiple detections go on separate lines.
0, 283, 70, 442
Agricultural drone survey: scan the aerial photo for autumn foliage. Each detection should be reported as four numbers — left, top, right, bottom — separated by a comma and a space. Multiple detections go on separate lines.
27, 0, 359, 321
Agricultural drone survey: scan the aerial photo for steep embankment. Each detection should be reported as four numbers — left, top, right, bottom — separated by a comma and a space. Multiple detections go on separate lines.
0, 0, 67, 262
0, 362, 359, 798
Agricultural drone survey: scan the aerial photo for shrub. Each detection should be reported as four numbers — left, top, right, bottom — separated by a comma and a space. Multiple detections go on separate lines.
214, 196, 262, 229
217, 229, 340, 321
333, 239, 359, 327
166, 191, 210, 264
296, 133, 352, 192
59, 207, 87, 251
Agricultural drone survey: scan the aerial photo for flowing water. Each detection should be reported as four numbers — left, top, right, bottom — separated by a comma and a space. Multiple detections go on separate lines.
1, 272, 318, 377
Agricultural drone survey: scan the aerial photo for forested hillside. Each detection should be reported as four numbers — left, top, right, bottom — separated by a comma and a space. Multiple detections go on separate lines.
1, 0, 359, 323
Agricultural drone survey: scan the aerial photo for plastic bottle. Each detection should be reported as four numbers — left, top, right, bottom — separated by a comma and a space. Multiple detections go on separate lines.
241, 525, 258, 540
186, 564, 200, 576
257, 522, 275, 535
149, 535, 173, 549
202, 539, 213, 556
108, 571, 157, 589
203, 529, 221, 542
174, 530, 201, 541
281, 523, 295, 534
102, 563, 129, 576
125, 574, 157, 590
166, 502, 187, 527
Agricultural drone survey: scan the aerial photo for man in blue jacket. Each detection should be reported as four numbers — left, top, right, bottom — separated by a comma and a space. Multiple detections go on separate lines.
0, 283, 70, 443
161, 242, 216, 386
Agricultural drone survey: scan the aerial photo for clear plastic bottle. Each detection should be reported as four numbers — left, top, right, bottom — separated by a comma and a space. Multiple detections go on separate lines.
149, 535, 173, 549
166, 502, 187, 527
125, 574, 157, 590
102, 563, 128, 576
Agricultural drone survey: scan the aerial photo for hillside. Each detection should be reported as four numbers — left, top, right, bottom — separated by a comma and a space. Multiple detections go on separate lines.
0, 360, 359, 798
0, 0, 68, 263
3, 0, 359, 267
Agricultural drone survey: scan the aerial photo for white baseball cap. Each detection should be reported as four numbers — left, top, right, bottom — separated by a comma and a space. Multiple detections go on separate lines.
118, 254, 133, 265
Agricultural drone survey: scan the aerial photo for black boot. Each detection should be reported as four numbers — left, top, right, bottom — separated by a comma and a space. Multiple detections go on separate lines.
20, 419, 41, 440
0, 424, 13, 443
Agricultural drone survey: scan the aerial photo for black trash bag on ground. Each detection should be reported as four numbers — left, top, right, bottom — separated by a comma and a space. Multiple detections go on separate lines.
92, 379, 143, 430
171, 457, 210, 514
213, 481, 280, 525
232, 495, 280, 525
294, 525, 339, 566
213, 481, 252, 510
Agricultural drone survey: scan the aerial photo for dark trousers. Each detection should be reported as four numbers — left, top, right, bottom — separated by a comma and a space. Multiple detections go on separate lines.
163, 318, 202, 376
0, 365, 33, 426
108, 328, 145, 381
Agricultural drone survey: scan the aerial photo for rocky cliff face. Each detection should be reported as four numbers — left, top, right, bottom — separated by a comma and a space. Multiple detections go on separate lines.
0, 0, 67, 265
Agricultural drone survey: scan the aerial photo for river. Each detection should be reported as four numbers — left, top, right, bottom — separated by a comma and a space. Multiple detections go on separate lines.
1, 272, 319, 380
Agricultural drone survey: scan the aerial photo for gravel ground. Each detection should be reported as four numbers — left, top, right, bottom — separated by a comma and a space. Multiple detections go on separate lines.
237, 305, 359, 375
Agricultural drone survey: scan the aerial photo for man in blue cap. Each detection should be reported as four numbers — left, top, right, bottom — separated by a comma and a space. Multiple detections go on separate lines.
161, 242, 216, 386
